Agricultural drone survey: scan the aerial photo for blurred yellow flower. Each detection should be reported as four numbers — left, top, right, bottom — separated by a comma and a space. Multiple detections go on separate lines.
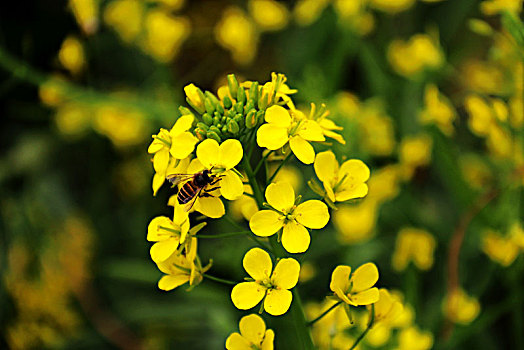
249, 182, 330, 253
229, 185, 258, 221
460, 154, 493, 190
54, 103, 91, 137
58, 36, 85, 75
314, 151, 370, 203
215, 7, 258, 65
39, 78, 67, 107
141, 10, 190, 62
257, 105, 325, 164
104, 0, 143, 43
369, 0, 416, 14
392, 228, 437, 271
465, 94, 497, 137
482, 229, 520, 266
147, 207, 189, 263
334, 200, 378, 244
248, 0, 289, 32
418, 84, 456, 136
226, 314, 275, 350
330, 263, 380, 306
231, 248, 300, 316
388, 34, 443, 78
69, 0, 98, 35
480, 0, 523, 15
461, 60, 504, 94
271, 165, 302, 192
399, 134, 432, 179
396, 326, 433, 350
93, 104, 147, 147
442, 288, 480, 325
373, 289, 404, 324
293, 0, 330, 26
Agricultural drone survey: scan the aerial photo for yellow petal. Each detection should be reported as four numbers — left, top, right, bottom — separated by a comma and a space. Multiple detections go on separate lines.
264, 289, 292, 316
153, 148, 170, 173
265, 182, 295, 212
272, 258, 300, 290
187, 158, 205, 174
239, 314, 266, 345
243, 248, 273, 281
351, 263, 379, 293
265, 105, 291, 127
158, 274, 189, 291
219, 139, 243, 169
150, 239, 179, 263
261, 329, 275, 350
170, 132, 198, 159
194, 196, 225, 218
314, 151, 338, 183
225, 332, 251, 350
336, 183, 369, 201
249, 210, 284, 237
330, 265, 351, 294
152, 172, 165, 196
295, 200, 330, 229
171, 114, 194, 135
148, 139, 164, 153
352, 287, 380, 305
289, 136, 315, 164
231, 282, 267, 310
220, 170, 244, 200
257, 124, 289, 150
340, 159, 370, 183
197, 138, 220, 169
297, 120, 325, 141
147, 216, 174, 241
281, 221, 310, 253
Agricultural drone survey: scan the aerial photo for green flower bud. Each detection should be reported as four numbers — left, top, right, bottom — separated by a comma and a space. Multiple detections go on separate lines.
234, 113, 244, 127
204, 97, 215, 114
213, 116, 220, 125
248, 81, 259, 104
196, 122, 209, 131
234, 102, 243, 114
227, 109, 237, 118
244, 100, 254, 113
258, 93, 269, 110
209, 126, 222, 136
179, 106, 193, 116
227, 74, 239, 98
237, 86, 246, 105
221, 125, 228, 134
256, 110, 265, 125
223, 96, 232, 109
194, 128, 207, 141
227, 119, 240, 135
202, 113, 213, 125
245, 109, 257, 129
216, 123, 222, 129
205, 91, 220, 105
206, 131, 221, 142
216, 102, 224, 115
221, 116, 226, 123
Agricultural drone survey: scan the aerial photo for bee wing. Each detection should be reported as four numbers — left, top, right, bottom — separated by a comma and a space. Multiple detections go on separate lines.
166, 173, 194, 187
184, 186, 204, 212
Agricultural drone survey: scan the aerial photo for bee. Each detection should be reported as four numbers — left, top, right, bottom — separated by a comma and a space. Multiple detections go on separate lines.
166, 170, 221, 211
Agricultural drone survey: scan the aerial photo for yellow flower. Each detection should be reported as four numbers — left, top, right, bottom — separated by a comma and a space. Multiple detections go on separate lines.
293, 0, 330, 26
314, 151, 370, 203
58, 36, 85, 75
465, 94, 496, 137
372, 289, 403, 324
231, 248, 300, 316
69, 0, 99, 35
399, 134, 432, 179
388, 34, 443, 78
147, 206, 189, 263
396, 326, 433, 350
460, 154, 493, 190
257, 105, 325, 164
156, 238, 210, 291
226, 314, 275, 350
329, 263, 380, 306
248, 0, 289, 32
54, 103, 91, 137
184, 83, 206, 114
442, 288, 480, 325
418, 84, 456, 136
92, 103, 147, 147
249, 182, 330, 253
392, 228, 437, 271
256, 72, 298, 107
293, 102, 345, 144
369, 0, 416, 14
480, 0, 522, 15
482, 229, 520, 266
334, 200, 378, 244
103, 0, 143, 43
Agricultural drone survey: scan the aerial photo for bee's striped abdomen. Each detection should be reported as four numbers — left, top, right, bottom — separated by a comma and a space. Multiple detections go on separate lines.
178, 181, 198, 204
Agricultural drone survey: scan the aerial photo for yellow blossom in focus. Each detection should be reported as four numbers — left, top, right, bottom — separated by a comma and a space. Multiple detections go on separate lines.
388, 34, 443, 78
58, 36, 85, 75
54, 103, 91, 137
314, 151, 370, 203
226, 314, 275, 350
248, 0, 289, 32
480, 0, 523, 15
396, 326, 433, 350
334, 200, 378, 244
215, 7, 258, 65
257, 105, 325, 164
147, 206, 190, 263
399, 134, 432, 179
369, 0, 416, 14
392, 228, 436, 271
231, 248, 300, 316
300, 102, 346, 145
103, 0, 144, 43
249, 182, 330, 253
184, 83, 206, 114
293, 0, 330, 26
141, 10, 190, 62
69, 0, 98, 35
330, 263, 380, 306
443, 288, 480, 325
93, 104, 148, 147
418, 84, 456, 136
482, 229, 520, 266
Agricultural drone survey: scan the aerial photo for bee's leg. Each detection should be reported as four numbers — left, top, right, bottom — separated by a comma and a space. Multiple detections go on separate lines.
209, 177, 222, 186
203, 186, 220, 193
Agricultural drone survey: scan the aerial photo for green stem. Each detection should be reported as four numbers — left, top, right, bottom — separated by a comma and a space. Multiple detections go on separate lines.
307, 301, 343, 327
202, 273, 238, 285
242, 156, 266, 210
254, 150, 274, 175
196, 231, 251, 238
349, 304, 375, 350
267, 151, 293, 185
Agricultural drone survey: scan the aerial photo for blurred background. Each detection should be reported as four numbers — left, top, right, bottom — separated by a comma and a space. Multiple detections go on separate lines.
0, 0, 523, 349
